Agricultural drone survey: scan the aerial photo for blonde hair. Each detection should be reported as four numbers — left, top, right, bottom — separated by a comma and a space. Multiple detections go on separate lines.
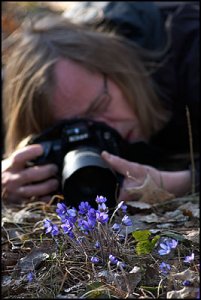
3, 14, 171, 155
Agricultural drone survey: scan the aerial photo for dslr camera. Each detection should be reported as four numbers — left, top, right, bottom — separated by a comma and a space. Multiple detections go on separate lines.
27, 118, 126, 209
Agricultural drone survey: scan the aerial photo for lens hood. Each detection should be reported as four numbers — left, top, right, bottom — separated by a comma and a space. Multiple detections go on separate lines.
62, 146, 118, 208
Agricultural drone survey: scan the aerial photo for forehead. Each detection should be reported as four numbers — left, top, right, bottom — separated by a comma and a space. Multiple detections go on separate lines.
51, 58, 101, 119
54, 58, 94, 95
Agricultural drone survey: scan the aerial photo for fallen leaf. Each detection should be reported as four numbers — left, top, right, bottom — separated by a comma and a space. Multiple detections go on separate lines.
184, 229, 200, 244
126, 201, 151, 210
12, 246, 51, 278
167, 287, 199, 299
171, 268, 199, 282
140, 213, 160, 223
178, 202, 200, 218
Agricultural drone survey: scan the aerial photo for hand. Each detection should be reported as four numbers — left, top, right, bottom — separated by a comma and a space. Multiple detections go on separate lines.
101, 151, 192, 202
2, 145, 59, 204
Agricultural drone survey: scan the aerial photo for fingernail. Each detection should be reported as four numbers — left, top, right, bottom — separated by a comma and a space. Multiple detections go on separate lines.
102, 151, 110, 159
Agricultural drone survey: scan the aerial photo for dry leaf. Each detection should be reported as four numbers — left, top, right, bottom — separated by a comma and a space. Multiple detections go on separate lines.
125, 174, 174, 204
178, 202, 200, 218
171, 268, 199, 282
184, 229, 200, 244
126, 201, 151, 210
12, 248, 50, 277
167, 287, 199, 299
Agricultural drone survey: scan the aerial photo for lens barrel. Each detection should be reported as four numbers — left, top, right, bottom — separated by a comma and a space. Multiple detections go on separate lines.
62, 147, 118, 208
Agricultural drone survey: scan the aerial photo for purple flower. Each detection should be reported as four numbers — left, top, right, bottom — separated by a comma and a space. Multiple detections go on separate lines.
117, 261, 126, 269
158, 239, 178, 256
121, 215, 132, 226
183, 280, 192, 286
159, 262, 171, 274
121, 204, 127, 213
158, 242, 171, 256
43, 219, 52, 233
116, 201, 127, 213
91, 256, 99, 264
78, 217, 96, 233
66, 207, 77, 224
96, 211, 109, 224
56, 203, 68, 221
61, 219, 74, 238
184, 253, 195, 263
27, 271, 34, 282
168, 239, 178, 249
98, 202, 108, 212
67, 208, 77, 218
109, 254, 118, 264
94, 241, 100, 249
51, 224, 59, 236
43, 219, 59, 236
112, 223, 121, 232
78, 202, 91, 215
87, 208, 97, 220
95, 195, 107, 204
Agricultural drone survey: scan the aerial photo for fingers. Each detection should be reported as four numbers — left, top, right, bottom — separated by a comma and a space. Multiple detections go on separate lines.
19, 164, 58, 185
101, 151, 154, 202
10, 144, 44, 171
2, 163, 58, 189
3, 172, 59, 199
101, 150, 141, 177
17, 178, 59, 198
2, 144, 59, 203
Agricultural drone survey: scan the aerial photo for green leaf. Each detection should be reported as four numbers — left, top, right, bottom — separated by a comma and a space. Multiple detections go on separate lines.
132, 230, 160, 255
136, 240, 154, 255
151, 235, 160, 246
132, 230, 151, 241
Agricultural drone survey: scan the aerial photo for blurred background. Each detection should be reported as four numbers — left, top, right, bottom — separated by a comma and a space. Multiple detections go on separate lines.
2, 2, 76, 37
2, 2, 78, 36
2, 2, 76, 62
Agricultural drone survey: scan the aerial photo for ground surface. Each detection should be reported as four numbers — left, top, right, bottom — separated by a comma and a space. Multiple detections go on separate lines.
2, 192, 200, 299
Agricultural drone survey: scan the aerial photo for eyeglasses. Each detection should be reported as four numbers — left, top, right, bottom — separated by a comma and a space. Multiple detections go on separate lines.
84, 73, 112, 117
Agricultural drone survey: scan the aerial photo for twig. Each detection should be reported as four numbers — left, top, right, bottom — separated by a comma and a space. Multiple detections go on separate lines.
186, 106, 195, 194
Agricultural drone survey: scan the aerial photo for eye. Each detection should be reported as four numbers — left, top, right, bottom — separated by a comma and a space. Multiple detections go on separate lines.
85, 92, 111, 117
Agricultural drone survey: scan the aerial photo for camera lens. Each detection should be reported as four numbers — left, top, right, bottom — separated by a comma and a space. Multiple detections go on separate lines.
62, 147, 118, 209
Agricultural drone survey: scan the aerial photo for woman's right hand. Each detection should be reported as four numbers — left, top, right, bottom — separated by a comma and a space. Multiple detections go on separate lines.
2, 144, 59, 204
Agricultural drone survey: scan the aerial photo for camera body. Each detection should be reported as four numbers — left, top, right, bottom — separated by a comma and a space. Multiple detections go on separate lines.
27, 118, 125, 208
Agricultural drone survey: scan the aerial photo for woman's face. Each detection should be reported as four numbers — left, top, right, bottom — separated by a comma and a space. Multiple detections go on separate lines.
52, 58, 145, 142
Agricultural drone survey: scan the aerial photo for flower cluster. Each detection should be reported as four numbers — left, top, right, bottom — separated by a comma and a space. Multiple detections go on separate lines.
43, 196, 132, 238
43, 196, 132, 270
158, 238, 178, 276
157, 237, 196, 279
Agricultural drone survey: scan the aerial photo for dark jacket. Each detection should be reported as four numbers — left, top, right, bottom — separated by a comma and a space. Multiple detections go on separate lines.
65, 2, 200, 192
